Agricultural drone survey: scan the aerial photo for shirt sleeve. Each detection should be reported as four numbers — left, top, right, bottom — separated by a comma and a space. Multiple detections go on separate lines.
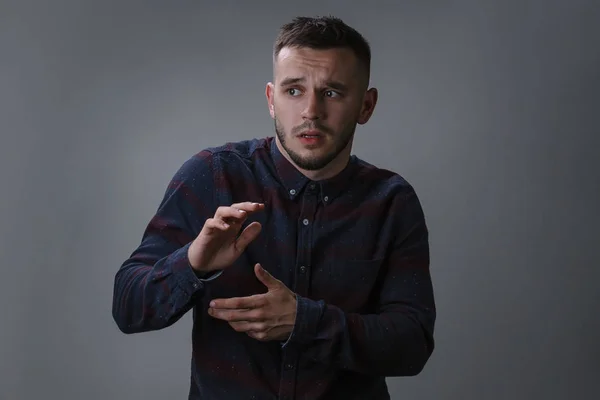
111, 150, 220, 334
283, 186, 436, 376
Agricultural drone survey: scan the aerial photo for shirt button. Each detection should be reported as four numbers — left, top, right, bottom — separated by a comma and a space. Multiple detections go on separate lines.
299, 266, 306, 273
324, 196, 329, 202
302, 218, 309, 225
289, 189, 296, 196
285, 363, 294, 370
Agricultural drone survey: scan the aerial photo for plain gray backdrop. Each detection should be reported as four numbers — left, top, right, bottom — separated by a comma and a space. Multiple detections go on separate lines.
1, 1, 599, 399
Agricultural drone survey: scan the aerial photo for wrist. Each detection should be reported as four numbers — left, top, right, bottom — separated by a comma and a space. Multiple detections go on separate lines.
187, 241, 208, 273
282, 295, 324, 348
289, 293, 298, 325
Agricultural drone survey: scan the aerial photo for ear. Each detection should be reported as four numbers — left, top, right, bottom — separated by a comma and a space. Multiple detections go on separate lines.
357, 87, 378, 125
265, 82, 275, 119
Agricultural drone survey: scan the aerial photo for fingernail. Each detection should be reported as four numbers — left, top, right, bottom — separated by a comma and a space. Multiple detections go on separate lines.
210, 301, 215, 307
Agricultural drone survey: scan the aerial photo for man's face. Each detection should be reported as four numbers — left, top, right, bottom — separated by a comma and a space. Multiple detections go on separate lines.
266, 46, 377, 172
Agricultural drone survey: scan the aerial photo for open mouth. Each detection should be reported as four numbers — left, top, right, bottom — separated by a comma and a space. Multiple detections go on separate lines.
298, 134, 323, 145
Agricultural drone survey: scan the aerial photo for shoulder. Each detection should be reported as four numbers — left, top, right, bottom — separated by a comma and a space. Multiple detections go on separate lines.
205, 137, 270, 162
353, 156, 419, 200
176, 137, 270, 176
351, 156, 427, 226
352, 157, 429, 240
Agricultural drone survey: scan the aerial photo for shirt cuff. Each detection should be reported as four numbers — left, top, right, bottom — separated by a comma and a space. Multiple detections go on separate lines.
282, 294, 325, 348
171, 242, 222, 296
195, 269, 224, 282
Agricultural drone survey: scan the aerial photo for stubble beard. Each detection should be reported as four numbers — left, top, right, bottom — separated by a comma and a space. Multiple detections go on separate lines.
274, 116, 356, 171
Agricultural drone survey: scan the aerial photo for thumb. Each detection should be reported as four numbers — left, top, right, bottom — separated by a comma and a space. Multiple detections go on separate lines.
234, 222, 262, 254
254, 263, 280, 290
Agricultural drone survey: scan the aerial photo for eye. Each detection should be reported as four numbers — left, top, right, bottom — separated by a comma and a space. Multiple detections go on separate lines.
325, 90, 341, 98
287, 88, 301, 96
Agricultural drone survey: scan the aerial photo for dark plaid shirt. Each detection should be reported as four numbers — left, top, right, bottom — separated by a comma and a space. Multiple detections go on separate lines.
112, 136, 436, 400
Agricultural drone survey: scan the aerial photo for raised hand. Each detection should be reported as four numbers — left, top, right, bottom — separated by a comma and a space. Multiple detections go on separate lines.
188, 202, 265, 274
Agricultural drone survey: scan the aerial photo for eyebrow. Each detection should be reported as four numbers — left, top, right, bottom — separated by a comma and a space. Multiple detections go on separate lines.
279, 77, 349, 92
280, 77, 305, 86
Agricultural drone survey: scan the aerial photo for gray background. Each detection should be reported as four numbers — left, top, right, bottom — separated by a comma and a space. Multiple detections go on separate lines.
1, 0, 598, 399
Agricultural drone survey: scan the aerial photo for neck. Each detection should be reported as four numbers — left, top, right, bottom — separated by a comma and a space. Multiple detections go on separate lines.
275, 136, 352, 181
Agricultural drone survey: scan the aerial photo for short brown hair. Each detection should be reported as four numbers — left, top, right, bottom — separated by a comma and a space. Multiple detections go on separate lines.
273, 16, 371, 79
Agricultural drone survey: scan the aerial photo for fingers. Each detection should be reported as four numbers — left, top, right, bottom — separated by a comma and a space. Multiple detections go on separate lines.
229, 322, 271, 341
210, 310, 271, 341
246, 331, 269, 341
203, 217, 232, 232
206, 202, 264, 234
212, 202, 265, 228
229, 202, 265, 214
214, 202, 264, 220
228, 321, 268, 333
210, 294, 266, 310
213, 206, 249, 225
254, 263, 280, 290
235, 222, 262, 252
209, 307, 266, 323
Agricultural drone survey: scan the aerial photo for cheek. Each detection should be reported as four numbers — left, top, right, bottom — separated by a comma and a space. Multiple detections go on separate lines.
274, 107, 299, 128
328, 103, 358, 125
277, 100, 301, 115
274, 114, 291, 134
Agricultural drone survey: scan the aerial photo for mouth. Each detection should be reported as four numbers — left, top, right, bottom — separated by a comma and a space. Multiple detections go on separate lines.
298, 130, 324, 139
297, 131, 325, 146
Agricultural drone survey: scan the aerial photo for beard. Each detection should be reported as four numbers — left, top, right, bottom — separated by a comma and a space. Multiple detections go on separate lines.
274, 116, 356, 171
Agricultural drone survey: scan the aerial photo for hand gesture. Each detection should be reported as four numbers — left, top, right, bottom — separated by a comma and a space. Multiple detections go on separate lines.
188, 202, 264, 273
208, 263, 297, 342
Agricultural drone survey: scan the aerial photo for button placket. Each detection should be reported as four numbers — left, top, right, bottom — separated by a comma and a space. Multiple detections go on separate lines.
281, 181, 318, 399
294, 182, 318, 296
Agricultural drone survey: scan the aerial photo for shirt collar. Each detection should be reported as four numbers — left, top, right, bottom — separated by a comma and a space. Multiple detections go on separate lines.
267, 136, 358, 205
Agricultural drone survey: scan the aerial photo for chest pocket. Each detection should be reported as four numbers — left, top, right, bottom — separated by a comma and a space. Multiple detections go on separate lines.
311, 258, 384, 313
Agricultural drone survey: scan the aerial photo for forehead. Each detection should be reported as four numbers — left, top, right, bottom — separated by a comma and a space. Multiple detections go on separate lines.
274, 46, 361, 84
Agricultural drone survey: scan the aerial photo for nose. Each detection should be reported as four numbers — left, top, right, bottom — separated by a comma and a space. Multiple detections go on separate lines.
301, 92, 325, 120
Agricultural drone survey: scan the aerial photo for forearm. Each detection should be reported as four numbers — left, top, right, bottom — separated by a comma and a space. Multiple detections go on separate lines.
112, 151, 220, 333
112, 242, 206, 333
285, 294, 435, 376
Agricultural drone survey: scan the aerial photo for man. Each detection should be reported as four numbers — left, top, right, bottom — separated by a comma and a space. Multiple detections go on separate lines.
112, 15, 436, 400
